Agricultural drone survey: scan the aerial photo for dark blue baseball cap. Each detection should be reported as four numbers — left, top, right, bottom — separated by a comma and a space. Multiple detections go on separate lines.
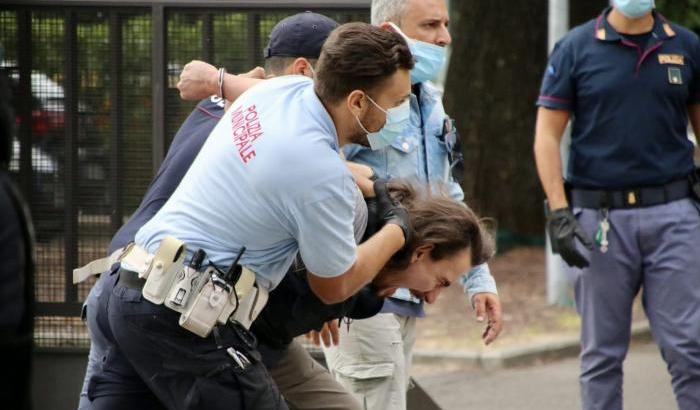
264, 12, 339, 59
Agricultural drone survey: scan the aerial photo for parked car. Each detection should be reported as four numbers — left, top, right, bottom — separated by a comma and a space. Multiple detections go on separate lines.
4, 65, 110, 216
8, 138, 64, 240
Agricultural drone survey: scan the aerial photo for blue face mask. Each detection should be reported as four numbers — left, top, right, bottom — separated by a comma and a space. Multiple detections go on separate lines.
354, 95, 410, 150
389, 22, 447, 84
408, 39, 447, 84
613, 0, 654, 19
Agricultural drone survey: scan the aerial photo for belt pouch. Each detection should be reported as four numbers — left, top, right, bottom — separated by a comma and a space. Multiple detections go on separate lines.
142, 236, 186, 305
179, 279, 232, 338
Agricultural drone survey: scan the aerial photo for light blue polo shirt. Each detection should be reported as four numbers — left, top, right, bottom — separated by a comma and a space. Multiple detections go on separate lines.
134, 76, 358, 291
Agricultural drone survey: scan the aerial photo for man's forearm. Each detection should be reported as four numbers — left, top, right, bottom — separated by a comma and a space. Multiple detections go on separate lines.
222, 72, 263, 102
535, 136, 567, 210
308, 224, 404, 304
688, 104, 700, 140
534, 108, 570, 210
178, 60, 264, 102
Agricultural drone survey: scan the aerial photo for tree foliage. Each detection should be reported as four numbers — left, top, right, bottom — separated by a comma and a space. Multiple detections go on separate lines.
656, 0, 700, 30
444, 1, 548, 237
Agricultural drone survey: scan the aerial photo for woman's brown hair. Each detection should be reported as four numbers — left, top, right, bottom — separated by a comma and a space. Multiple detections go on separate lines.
384, 180, 494, 270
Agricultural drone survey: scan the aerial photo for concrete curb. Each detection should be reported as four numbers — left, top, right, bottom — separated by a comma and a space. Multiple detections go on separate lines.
413, 322, 652, 370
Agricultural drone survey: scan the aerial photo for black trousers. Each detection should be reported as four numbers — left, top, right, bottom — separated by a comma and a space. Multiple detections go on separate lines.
89, 269, 287, 410
0, 172, 34, 410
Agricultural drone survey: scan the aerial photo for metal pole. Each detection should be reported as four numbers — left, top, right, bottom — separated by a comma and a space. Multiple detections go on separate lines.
202, 12, 214, 65
64, 10, 78, 303
247, 11, 260, 69
151, 5, 166, 173
546, 0, 572, 306
17, 11, 32, 201
109, 12, 123, 233
548, 0, 569, 52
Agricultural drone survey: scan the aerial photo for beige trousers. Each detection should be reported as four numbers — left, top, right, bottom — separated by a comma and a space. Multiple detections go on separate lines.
322, 313, 417, 410
269, 339, 362, 410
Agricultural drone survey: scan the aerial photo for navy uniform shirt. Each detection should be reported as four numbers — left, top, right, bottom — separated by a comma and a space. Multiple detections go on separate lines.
537, 8, 700, 189
109, 96, 225, 253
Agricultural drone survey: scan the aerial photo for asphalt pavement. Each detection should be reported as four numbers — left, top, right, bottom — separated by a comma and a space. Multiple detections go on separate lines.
417, 343, 676, 410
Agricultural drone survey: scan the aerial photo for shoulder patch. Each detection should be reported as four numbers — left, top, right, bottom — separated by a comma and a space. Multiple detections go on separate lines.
596, 28, 606, 41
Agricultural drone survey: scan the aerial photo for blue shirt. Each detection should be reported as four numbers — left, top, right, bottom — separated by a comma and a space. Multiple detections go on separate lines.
344, 82, 498, 316
109, 96, 225, 253
135, 76, 358, 291
537, 8, 700, 189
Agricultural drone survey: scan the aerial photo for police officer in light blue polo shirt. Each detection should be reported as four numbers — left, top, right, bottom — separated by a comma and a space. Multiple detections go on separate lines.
96, 23, 418, 409
135, 75, 359, 291
78, 12, 369, 410
535, 1, 700, 409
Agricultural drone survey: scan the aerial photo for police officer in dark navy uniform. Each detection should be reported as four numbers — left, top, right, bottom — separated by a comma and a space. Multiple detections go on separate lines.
534, 1, 700, 409
0, 66, 35, 410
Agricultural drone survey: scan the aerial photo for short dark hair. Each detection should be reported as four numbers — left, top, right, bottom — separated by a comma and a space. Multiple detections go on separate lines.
264, 56, 317, 77
314, 22, 414, 103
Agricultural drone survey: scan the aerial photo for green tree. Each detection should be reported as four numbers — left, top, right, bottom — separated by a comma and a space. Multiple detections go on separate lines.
444, 1, 548, 237
656, 0, 700, 30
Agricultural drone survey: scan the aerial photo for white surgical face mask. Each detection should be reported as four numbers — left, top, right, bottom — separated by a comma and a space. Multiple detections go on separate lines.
613, 0, 654, 19
353, 95, 410, 150
388, 22, 447, 84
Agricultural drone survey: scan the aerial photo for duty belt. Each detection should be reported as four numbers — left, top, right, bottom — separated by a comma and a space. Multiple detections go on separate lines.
73, 236, 268, 337
570, 178, 690, 209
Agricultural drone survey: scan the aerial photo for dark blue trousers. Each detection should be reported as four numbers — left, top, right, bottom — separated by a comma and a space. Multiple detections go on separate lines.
568, 199, 700, 410
80, 269, 287, 410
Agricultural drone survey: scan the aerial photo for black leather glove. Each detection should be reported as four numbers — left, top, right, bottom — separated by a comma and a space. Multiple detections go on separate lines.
363, 197, 381, 241
690, 167, 700, 201
546, 207, 594, 268
373, 179, 412, 246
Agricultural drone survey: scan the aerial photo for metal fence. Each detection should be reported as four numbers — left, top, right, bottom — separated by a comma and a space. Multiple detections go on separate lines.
1, 0, 369, 349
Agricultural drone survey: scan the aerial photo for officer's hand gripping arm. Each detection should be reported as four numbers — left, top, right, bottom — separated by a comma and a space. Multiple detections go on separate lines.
345, 161, 376, 197
372, 179, 411, 245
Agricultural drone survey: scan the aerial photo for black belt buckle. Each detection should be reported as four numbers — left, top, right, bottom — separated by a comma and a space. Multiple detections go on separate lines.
117, 268, 145, 290
690, 168, 700, 201
623, 189, 640, 207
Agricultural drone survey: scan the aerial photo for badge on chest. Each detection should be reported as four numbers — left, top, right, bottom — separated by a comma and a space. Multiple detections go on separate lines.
668, 67, 683, 85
